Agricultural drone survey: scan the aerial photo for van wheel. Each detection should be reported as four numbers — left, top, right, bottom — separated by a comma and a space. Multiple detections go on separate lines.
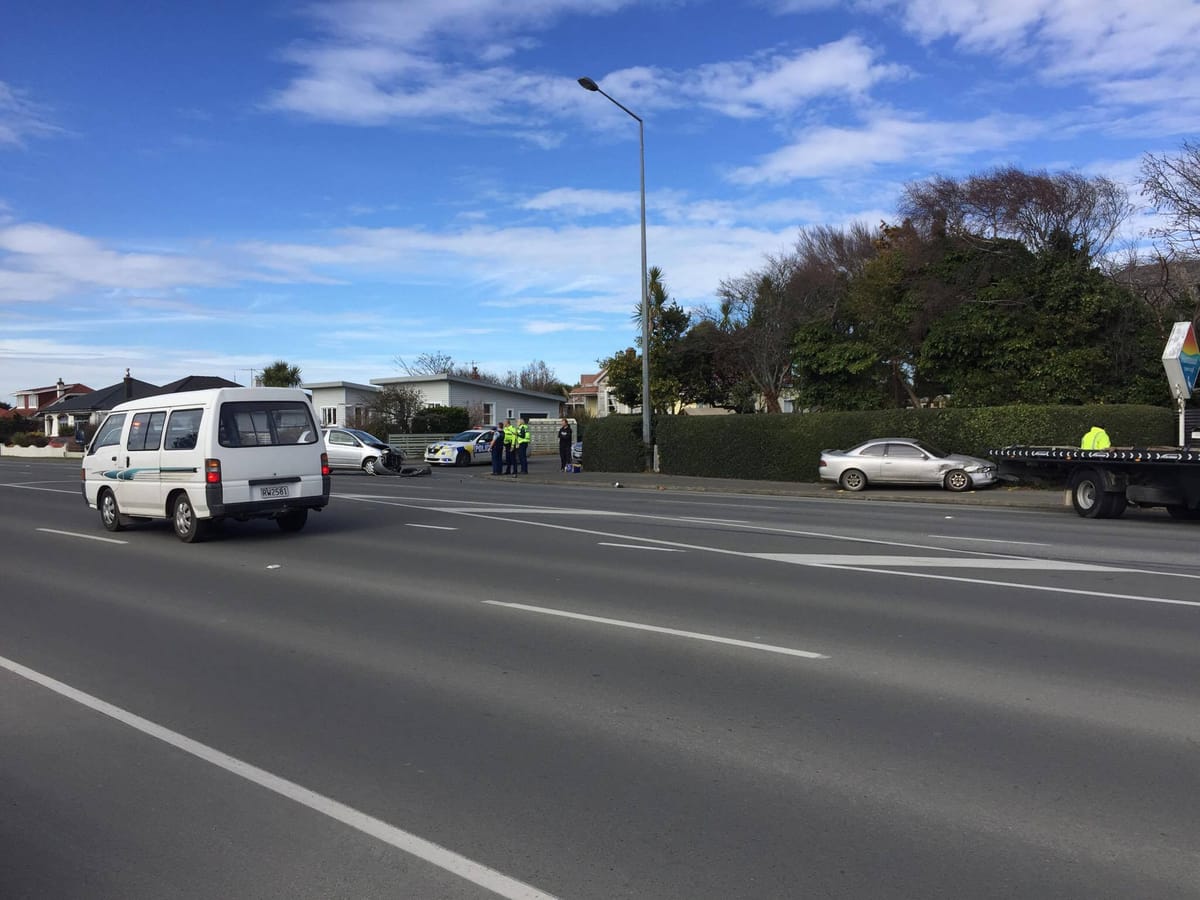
363, 457, 378, 476
99, 489, 124, 532
172, 493, 206, 543
277, 509, 308, 532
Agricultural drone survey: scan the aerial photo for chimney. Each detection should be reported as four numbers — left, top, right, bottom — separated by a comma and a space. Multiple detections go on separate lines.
124, 368, 132, 400
56, 377, 65, 398
471, 366, 480, 380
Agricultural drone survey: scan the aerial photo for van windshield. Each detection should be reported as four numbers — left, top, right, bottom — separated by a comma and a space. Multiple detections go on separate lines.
218, 401, 318, 447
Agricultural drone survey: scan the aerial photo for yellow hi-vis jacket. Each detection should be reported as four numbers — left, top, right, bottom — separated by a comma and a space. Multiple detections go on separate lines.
503, 424, 518, 448
516, 423, 530, 445
1081, 426, 1111, 450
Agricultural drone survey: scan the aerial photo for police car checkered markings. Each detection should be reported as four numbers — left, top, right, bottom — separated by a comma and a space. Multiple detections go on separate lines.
751, 554, 1127, 571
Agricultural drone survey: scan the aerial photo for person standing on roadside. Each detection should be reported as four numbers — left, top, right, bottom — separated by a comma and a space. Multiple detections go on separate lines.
503, 419, 518, 476
557, 418, 573, 471
489, 424, 505, 475
516, 418, 531, 474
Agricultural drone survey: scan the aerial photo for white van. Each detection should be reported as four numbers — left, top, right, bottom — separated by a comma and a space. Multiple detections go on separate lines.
82, 387, 331, 542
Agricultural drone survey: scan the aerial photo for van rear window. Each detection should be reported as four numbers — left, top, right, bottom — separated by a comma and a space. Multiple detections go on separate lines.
218, 401, 318, 447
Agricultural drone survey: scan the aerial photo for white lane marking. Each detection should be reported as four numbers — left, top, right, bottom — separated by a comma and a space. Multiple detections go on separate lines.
752, 554, 1122, 571
928, 535, 1050, 546
406, 524, 458, 531
597, 542, 685, 552
676, 516, 750, 525
0, 483, 82, 495
0, 655, 559, 900
36, 527, 127, 545
483, 601, 827, 659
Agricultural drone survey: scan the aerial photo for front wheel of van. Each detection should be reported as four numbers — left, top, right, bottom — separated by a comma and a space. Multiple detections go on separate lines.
276, 509, 308, 532
172, 493, 206, 543
99, 489, 124, 532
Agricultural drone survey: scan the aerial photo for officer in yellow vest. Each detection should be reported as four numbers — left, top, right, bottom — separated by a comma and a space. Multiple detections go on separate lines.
1081, 425, 1111, 450
503, 419, 519, 475
516, 419, 531, 474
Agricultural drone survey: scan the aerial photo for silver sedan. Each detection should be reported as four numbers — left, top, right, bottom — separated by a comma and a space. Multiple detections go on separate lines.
819, 438, 998, 492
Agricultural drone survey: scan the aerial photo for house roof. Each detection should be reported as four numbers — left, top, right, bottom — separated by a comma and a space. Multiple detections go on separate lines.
371, 373, 565, 403
39, 378, 163, 414
303, 381, 380, 392
156, 375, 241, 393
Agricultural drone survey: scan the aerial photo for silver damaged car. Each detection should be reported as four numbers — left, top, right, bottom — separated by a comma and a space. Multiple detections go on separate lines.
819, 438, 997, 493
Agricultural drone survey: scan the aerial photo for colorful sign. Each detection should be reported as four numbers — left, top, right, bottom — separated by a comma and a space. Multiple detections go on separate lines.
1162, 321, 1200, 400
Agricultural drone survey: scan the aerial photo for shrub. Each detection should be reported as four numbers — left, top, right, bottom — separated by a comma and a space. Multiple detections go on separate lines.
31, 433, 49, 448
11, 432, 31, 447
577, 414, 646, 472
411, 405, 469, 434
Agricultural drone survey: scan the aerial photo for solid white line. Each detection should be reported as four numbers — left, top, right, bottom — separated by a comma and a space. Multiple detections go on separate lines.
36, 527, 127, 545
0, 655, 559, 900
483, 601, 827, 659
405, 523, 458, 531
752, 554, 1122, 571
927, 535, 1050, 546
597, 542, 684, 552
0, 483, 82, 495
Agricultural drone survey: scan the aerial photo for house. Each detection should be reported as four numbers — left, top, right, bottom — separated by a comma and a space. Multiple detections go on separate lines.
370, 373, 564, 426
35, 371, 240, 437
12, 378, 93, 418
567, 369, 634, 418
303, 381, 381, 427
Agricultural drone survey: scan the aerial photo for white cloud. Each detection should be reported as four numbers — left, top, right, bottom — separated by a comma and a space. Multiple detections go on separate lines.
728, 113, 1043, 184
0, 82, 62, 147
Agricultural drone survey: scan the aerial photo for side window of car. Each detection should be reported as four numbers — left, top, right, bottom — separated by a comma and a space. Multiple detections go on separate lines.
886, 443, 925, 458
89, 413, 126, 454
165, 409, 203, 450
330, 431, 353, 445
857, 443, 886, 457
127, 411, 166, 451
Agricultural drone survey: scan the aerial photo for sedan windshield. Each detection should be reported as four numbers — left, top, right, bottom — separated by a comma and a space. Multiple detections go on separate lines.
451, 431, 484, 442
346, 429, 387, 446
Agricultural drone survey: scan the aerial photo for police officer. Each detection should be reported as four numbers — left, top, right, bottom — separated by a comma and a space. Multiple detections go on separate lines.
489, 423, 505, 475
503, 419, 518, 475
516, 418, 531, 474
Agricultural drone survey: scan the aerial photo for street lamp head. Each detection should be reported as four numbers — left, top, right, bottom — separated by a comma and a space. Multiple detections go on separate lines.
577, 77, 599, 92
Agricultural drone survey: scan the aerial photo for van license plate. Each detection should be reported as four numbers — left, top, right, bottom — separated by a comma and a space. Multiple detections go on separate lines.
259, 485, 290, 499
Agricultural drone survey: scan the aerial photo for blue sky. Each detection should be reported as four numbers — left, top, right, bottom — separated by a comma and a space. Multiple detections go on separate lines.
2, 0, 1197, 401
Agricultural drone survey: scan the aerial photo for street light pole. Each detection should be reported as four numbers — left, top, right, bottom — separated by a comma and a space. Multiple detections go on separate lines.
578, 76, 652, 466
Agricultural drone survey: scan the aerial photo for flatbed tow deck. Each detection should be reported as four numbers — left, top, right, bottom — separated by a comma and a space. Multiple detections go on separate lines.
987, 445, 1200, 519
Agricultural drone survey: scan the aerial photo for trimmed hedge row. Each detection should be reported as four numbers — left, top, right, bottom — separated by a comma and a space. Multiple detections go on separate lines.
583, 405, 1175, 480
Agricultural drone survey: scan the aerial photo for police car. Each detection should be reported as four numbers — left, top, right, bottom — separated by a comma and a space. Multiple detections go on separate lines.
423, 429, 497, 466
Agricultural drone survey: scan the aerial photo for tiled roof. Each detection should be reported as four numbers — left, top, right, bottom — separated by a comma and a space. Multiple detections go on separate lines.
39, 378, 161, 414
156, 375, 241, 393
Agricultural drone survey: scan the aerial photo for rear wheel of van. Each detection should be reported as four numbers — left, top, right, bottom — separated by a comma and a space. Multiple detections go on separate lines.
172, 493, 207, 543
276, 509, 308, 532
99, 489, 124, 532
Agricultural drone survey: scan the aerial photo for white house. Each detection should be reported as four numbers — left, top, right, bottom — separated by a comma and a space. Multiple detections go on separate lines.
303, 381, 381, 427
370, 374, 564, 426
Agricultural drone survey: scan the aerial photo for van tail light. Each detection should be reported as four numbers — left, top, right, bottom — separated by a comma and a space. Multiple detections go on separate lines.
320, 452, 331, 477
205, 458, 222, 484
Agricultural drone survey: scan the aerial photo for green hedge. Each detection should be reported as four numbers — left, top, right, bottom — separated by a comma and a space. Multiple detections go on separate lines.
585, 405, 1174, 480
577, 414, 646, 472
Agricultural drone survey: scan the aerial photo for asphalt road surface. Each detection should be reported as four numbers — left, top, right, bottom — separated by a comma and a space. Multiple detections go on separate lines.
1, 458, 1197, 899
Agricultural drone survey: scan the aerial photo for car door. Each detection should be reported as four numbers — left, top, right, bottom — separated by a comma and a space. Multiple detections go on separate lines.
881, 441, 931, 484
122, 410, 167, 514
325, 430, 357, 467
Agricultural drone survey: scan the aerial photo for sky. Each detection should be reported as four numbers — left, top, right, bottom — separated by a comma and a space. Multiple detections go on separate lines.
2, 0, 1198, 402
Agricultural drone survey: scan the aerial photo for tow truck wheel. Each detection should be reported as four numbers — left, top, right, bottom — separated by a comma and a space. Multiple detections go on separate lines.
1071, 468, 1126, 519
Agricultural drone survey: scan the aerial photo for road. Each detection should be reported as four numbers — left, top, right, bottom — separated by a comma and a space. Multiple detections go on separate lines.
1, 458, 1197, 899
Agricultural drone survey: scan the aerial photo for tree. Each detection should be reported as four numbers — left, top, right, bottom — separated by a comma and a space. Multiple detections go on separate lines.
603, 267, 691, 414
1141, 140, 1200, 255
515, 360, 568, 395
260, 360, 302, 387
900, 166, 1133, 261
369, 385, 425, 433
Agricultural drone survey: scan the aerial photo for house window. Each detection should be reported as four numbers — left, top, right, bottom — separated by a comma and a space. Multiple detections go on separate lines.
321, 406, 337, 425
483, 402, 495, 425
506, 408, 514, 420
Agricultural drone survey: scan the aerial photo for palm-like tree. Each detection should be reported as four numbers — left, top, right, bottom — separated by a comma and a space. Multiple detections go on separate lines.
260, 360, 302, 387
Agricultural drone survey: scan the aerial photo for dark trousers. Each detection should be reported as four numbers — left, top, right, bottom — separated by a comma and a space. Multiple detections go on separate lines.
491, 449, 503, 474
517, 444, 528, 474
559, 443, 570, 469
505, 447, 516, 474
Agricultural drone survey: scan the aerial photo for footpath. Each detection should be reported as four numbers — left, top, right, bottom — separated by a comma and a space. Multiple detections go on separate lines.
494, 464, 1067, 511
